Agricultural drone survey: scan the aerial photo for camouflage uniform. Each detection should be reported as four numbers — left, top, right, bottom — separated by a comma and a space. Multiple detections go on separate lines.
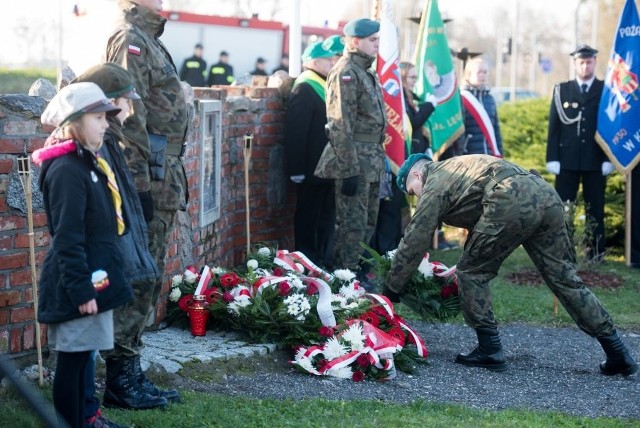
387, 154, 615, 337
106, 0, 188, 356
315, 49, 387, 270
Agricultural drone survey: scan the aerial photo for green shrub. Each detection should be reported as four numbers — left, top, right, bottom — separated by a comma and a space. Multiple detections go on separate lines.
498, 98, 625, 250
0, 68, 56, 94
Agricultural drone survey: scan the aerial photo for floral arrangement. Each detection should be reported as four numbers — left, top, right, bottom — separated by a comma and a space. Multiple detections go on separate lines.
166, 246, 458, 381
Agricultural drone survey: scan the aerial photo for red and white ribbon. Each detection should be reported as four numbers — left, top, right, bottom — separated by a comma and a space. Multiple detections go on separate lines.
460, 89, 502, 158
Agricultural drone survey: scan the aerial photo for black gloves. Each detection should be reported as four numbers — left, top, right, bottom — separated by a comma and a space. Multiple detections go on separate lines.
341, 176, 358, 196
382, 287, 401, 303
138, 191, 154, 223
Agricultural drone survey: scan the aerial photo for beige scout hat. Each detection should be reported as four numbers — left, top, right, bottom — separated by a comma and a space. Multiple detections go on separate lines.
41, 82, 121, 127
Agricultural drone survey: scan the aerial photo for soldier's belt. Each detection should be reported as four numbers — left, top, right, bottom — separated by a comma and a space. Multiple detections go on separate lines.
353, 132, 382, 144
484, 167, 528, 192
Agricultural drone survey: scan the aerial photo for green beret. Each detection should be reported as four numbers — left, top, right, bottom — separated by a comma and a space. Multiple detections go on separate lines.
301, 41, 334, 63
322, 35, 345, 55
396, 153, 432, 193
343, 18, 380, 38
73, 62, 141, 100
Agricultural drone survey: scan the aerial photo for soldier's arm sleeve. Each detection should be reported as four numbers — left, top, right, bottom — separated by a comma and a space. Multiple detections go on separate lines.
326, 70, 359, 176
546, 86, 561, 162
283, 85, 314, 176
106, 30, 152, 192
385, 189, 441, 293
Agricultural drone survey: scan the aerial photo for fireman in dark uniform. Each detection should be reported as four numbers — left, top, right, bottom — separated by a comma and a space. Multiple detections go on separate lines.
179, 43, 207, 87
207, 50, 234, 85
546, 45, 614, 261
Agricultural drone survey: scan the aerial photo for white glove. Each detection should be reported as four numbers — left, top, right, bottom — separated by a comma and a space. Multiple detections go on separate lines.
602, 162, 615, 176
425, 148, 434, 159
424, 93, 438, 107
290, 175, 305, 184
546, 161, 561, 175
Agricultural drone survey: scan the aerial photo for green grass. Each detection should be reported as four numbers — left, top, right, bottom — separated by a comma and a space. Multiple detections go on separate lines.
1, 389, 636, 428
0, 68, 56, 94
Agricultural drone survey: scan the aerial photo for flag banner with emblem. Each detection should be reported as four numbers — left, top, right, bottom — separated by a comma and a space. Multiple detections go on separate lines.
376, 0, 407, 175
413, 0, 464, 157
595, 0, 640, 173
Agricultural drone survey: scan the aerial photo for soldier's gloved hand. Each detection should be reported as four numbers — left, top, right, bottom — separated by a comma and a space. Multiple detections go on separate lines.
424, 93, 438, 107
341, 176, 358, 196
382, 286, 401, 303
601, 162, 615, 176
546, 161, 561, 175
138, 191, 154, 223
290, 175, 305, 184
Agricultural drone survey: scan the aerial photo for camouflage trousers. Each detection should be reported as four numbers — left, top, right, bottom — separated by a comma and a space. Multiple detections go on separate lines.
102, 208, 177, 359
333, 178, 380, 270
456, 173, 614, 337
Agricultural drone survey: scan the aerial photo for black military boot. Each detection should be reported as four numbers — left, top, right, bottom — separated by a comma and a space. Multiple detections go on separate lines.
133, 355, 181, 403
596, 330, 638, 376
103, 357, 168, 410
455, 327, 507, 371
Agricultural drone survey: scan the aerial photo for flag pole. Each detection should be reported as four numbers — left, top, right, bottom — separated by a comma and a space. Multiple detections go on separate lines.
625, 172, 632, 266
243, 133, 253, 255
16, 155, 43, 386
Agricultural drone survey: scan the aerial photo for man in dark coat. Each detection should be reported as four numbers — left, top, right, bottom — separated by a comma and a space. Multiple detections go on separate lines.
179, 43, 207, 87
207, 50, 234, 85
546, 45, 615, 261
284, 41, 339, 268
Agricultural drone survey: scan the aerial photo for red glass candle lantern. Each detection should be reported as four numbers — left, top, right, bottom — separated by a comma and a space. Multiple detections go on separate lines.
188, 295, 209, 336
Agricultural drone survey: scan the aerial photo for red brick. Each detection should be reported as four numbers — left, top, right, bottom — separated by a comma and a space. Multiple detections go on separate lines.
0, 329, 7, 354
27, 138, 46, 152
32, 213, 48, 228
23, 324, 35, 350
10, 327, 21, 353
0, 138, 25, 154
0, 290, 22, 308
41, 124, 56, 134
11, 306, 34, 323
0, 216, 26, 231
0, 158, 13, 174
15, 230, 49, 248
10, 269, 32, 287
0, 197, 8, 212
4, 121, 37, 136
0, 309, 8, 326
0, 235, 12, 251
0, 252, 28, 270
24, 287, 33, 304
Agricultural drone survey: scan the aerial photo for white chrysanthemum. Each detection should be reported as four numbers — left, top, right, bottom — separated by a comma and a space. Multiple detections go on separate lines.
289, 277, 305, 290
331, 295, 347, 310
295, 313, 306, 321
283, 294, 310, 318
228, 295, 252, 315
341, 323, 365, 350
323, 337, 348, 360
333, 269, 356, 281
325, 365, 353, 379
294, 356, 315, 372
168, 287, 182, 302
339, 283, 362, 300
258, 247, 271, 256
417, 257, 434, 278
184, 270, 198, 284
385, 249, 397, 260
171, 274, 183, 287
340, 301, 359, 311
212, 266, 225, 274
247, 259, 259, 269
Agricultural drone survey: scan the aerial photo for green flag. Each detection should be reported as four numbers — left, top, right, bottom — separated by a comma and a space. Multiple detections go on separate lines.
413, 0, 464, 156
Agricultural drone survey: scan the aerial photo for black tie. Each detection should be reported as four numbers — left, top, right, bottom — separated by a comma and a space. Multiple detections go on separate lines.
581, 83, 588, 94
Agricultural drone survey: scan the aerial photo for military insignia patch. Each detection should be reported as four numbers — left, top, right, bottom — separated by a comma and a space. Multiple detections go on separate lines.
128, 45, 141, 56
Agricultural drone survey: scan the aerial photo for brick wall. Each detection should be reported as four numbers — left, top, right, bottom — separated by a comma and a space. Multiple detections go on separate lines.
0, 84, 295, 358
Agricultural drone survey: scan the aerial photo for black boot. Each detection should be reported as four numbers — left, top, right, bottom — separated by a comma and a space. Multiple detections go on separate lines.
133, 356, 181, 403
596, 330, 638, 376
455, 327, 507, 371
103, 357, 168, 410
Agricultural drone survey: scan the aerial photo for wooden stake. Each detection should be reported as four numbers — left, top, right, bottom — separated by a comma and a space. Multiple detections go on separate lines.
17, 156, 43, 386
243, 133, 253, 255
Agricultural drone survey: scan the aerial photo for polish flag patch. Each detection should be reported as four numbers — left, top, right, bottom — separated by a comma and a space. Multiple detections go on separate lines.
341, 75, 352, 82
128, 45, 141, 56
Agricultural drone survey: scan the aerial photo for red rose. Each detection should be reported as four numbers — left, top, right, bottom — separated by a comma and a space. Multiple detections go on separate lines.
222, 291, 234, 303
220, 272, 240, 288
440, 285, 453, 299
388, 326, 406, 347
356, 354, 370, 368
273, 267, 285, 277
306, 283, 318, 295
278, 282, 291, 296
359, 312, 380, 328
186, 265, 198, 274
352, 370, 365, 382
319, 326, 334, 337
178, 295, 193, 313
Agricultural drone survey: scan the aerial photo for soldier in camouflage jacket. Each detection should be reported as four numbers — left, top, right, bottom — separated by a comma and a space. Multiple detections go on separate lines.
314, 18, 387, 275
384, 154, 637, 377
104, 0, 187, 409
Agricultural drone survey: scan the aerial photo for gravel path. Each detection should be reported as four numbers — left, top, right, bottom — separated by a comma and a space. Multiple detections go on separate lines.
179, 323, 640, 420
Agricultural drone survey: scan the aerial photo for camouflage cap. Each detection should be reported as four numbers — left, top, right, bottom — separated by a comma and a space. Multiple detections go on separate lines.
396, 153, 432, 193
73, 62, 141, 100
301, 41, 334, 63
322, 35, 345, 55
343, 18, 380, 38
